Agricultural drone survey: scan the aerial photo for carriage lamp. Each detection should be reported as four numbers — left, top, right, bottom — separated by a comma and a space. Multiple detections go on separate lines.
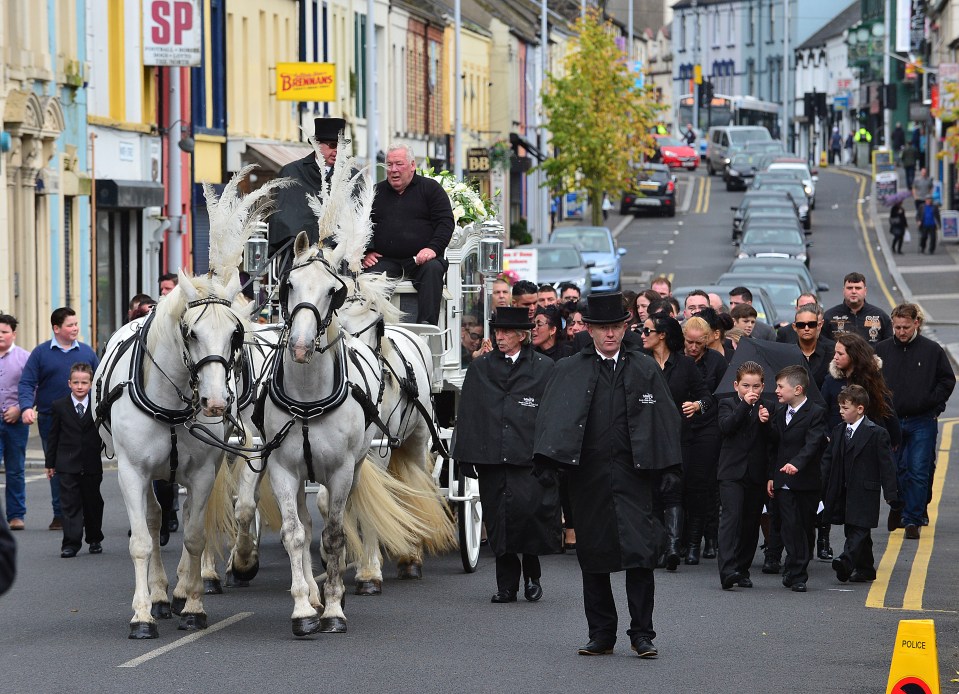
478, 219, 505, 276
244, 222, 270, 274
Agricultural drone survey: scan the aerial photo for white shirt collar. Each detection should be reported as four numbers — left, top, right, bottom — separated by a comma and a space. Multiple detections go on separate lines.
787, 397, 807, 414
51, 337, 79, 352
504, 351, 520, 364
71, 394, 89, 410
847, 415, 865, 435
601, 350, 621, 365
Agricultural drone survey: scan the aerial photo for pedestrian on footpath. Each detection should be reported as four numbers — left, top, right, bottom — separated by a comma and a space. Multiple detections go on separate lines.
918, 195, 940, 254
911, 168, 933, 223
0, 315, 30, 531
44, 364, 103, 558
822, 272, 891, 345
875, 304, 956, 540
829, 128, 842, 165
17, 307, 99, 531
534, 293, 682, 659
821, 385, 900, 584
899, 142, 918, 190
889, 202, 908, 254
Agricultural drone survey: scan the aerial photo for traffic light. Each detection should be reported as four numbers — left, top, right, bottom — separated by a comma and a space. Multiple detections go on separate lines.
699, 79, 714, 108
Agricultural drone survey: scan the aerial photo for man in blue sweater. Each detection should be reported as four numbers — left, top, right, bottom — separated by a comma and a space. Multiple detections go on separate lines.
18, 307, 99, 530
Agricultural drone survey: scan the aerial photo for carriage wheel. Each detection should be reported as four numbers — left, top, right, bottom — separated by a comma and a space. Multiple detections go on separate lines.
457, 475, 482, 573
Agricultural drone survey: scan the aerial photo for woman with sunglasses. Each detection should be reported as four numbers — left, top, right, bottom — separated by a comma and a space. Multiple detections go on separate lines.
532, 306, 574, 362
641, 312, 712, 571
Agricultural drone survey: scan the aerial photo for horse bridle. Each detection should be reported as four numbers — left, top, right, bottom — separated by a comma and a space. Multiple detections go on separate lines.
178, 296, 246, 405
278, 254, 348, 356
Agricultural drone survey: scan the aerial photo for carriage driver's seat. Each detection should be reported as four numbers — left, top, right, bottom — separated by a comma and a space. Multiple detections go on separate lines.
388, 280, 451, 392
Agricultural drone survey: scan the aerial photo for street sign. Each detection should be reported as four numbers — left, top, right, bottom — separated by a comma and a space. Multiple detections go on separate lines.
694, 64, 703, 85
275, 63, 336, 102
939, 63, 959, 114
466, 148, 490, 174
143, 0, 202, 66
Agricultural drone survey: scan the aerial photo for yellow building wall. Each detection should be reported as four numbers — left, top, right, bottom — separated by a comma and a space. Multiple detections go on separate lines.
226, 0, 300, 141
442, 26, 491, 148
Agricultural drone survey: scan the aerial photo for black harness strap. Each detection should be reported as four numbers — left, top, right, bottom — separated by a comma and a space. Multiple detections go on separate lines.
301, 418, 316, 483
168, 427, 179, 484
382, 335, 449, 459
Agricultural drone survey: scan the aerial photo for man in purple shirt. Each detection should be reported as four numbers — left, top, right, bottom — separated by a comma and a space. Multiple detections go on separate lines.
0, 315, 30, 530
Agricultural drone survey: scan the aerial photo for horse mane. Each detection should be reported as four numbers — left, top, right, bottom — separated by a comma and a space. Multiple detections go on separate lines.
353, 272, 403, 324
147, 275, 247, 355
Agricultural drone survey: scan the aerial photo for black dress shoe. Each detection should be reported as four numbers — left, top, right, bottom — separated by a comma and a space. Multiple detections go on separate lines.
849, 569, 877, 583
791, 582, 807, 593
60, 547, 78, 558
89, 542, 102, 555
761, 557, 782, 574
887, 507, 902, 532
721, 571, 743, 590
832, 558, 850, 583
631, 637, 658, 658
737, 576, 753, 588
578, 639, 614, 656
524, 580, 543, 602
490, 590, 517, 603
159, 528, 170, 547
816, 538, 833, 562
168, 512, 179, 533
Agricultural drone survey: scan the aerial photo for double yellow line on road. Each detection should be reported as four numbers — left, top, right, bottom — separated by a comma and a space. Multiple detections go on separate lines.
693, 176, 711, 215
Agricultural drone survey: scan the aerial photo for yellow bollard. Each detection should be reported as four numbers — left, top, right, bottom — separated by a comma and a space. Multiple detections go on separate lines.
885, 619, 940, 694
820, 150, 828, 168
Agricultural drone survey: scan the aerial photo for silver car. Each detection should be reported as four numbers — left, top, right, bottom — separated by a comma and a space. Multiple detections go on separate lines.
516, 243, 592, 296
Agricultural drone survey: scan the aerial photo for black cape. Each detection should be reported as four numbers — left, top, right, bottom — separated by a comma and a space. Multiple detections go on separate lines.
534, 341, 682, 572
452, 346, 560, 555
269, 154, 327, 252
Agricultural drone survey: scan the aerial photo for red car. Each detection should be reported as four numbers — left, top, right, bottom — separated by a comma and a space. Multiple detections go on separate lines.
653, 135, 699, 171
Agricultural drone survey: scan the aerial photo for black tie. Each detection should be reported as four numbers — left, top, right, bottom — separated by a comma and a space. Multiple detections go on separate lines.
76, 403, 85, 418
846, 425, 854, 440
605, 358, 616, 372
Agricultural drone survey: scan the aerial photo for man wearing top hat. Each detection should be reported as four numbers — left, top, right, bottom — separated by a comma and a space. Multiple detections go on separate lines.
534, 292, 682, 659
269, 117, 354, 258
452, 307, 560, 603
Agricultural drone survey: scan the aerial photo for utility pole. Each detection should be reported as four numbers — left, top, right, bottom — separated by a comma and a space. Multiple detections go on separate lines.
366, 0, 377, 170
692, 0, 699, 134
883, 0, 892, 147
538, 0, 549, 242
628, 0, 633, 63
455, 0, 463, 179
166, 67, 183, 272
782, 0, 789, 146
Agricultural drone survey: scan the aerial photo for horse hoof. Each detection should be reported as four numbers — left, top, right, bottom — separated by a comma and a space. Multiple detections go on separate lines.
397, 563, 422, 580
354, 579, 382, 596
319, 616, 347, 633
178, 612, 208, 631
231, 560, 259, 582
170, 597, 186, 616
151, 601, 172, 620
128, 621, 159, 639
292, 615, 321, 637
204, 578, 223, 595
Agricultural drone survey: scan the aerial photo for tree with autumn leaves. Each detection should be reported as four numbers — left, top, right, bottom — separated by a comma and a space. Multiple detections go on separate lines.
540, 10, 664, 226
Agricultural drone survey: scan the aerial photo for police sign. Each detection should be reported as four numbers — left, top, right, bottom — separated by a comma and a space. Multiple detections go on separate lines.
143, 0, 202, 67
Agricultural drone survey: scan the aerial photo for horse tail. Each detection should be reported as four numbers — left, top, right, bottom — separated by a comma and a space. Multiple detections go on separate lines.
343, 457, 432, 562
203, 457, 239, 560
387, 445, 457, 554
256, 467, 283, 531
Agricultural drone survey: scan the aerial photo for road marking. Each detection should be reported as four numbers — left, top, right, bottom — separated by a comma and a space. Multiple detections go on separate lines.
611, 214, 633, 240
866, 528, 902, 609
117, 611, 253, 668
898, 265, 959, 274
679, 174, 696, 213
910, 293, 959, 301
694, 177, 705, 214
830, 169, 897, 310
701, 176, 711, 215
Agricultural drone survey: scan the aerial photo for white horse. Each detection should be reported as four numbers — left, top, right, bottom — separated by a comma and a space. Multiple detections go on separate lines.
93, 270, 249, 639
258, 233, 426, 636
336, 272, 456, 595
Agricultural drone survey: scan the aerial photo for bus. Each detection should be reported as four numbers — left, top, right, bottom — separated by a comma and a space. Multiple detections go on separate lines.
677, 94, 780, 137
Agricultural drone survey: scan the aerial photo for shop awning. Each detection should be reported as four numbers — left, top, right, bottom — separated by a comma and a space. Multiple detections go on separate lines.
95, 179, 164, 209
246, 142, 313, 172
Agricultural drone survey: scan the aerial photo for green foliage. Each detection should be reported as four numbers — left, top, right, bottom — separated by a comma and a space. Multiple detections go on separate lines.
510, 217, 531, 247
540, 10, 664, 226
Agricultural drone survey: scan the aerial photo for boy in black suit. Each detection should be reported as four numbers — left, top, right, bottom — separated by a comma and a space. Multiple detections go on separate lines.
768, 365, 827, 592
821, 385, 899, 583
717, 361, 773, 590
44, 363, 103, 558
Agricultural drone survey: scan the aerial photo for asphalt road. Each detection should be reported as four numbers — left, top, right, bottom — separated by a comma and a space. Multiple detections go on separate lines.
2, 167, 958, 693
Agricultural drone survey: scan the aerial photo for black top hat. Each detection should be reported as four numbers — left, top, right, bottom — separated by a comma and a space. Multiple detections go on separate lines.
583, 293, 631, 324
313, 117, 347, 142
490, 307, 534, 330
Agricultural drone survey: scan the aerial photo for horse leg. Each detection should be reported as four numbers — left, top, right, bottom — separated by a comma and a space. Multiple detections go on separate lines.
297, 483, 321, 610
201, 545, 222, 595
173, 485, 210, 631
315, 483, 329, 568
355, 529, 383, 596
144, 489, 171, 620
396, 542, 424, 580
119, 465, 161, 639
272, 463, 319, 637
229, 464, 262, 584
318, 465, 352, 633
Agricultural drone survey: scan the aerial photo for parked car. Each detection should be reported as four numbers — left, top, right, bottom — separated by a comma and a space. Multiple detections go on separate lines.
516, 243, 592, 296
749, 179, 811, 229
705, 125, 772, 176
672, 284, 780, 326
724, 152, 766, 191
550, 226, 626, 292
717, 272, 807, 322
620, 164, 676, 218
653, 135, 699, 170
736, 226, 811, 267
743, 140, 787, 155
730, 192, 800, 238
767, 158, 818, 208
726, 257, 829, 294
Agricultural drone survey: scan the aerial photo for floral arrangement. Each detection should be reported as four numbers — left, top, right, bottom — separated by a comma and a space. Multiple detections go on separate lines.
419, 165, 497, 228
497, 269, 521, 286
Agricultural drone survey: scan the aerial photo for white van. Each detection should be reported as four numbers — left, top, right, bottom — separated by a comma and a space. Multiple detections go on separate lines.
706, 126, 772, 176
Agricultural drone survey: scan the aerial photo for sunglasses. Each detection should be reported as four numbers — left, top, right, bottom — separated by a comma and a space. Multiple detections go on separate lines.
466, 331, 483, 340
641, 327, 659, 336
794, 321, 819, 329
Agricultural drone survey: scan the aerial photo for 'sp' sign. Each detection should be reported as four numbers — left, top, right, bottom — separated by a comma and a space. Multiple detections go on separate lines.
143, 0, 202, 66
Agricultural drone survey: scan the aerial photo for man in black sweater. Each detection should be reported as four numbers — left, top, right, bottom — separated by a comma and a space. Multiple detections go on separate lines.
875, 303, 956, 539
363, 144, 454, 325
823, 272, 891, 344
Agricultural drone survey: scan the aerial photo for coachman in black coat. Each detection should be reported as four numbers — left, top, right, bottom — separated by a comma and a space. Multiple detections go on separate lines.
821, 417, 899, 582
452, 310, 559, 603
45, 393, 103, 555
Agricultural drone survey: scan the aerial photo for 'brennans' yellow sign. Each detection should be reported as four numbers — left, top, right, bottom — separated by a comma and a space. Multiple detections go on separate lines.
275, 62, 336, 102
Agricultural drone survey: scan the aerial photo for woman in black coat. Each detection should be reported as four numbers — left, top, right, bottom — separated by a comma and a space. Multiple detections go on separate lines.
532, 305, 574, 362
641, 312, 712, 570
889, 202, 908, 254
451, 307, 560, 603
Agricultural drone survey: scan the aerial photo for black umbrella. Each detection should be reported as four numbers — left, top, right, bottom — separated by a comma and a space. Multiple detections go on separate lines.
714, 338, 824, 406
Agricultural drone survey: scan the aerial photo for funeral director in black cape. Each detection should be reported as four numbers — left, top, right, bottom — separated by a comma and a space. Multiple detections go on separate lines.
534, 293, 682, 659
451, 307, 561, 604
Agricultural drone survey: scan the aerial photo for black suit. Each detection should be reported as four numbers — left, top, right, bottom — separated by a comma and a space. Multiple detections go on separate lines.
768, 400, 828, 586
716, 396, 774, 582
45, 396, 103, 551
821, 418, 899, 577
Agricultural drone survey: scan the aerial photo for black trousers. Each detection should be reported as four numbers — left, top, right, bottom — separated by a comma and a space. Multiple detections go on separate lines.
919, 224, 937, 253
765, 496, 784, 560
778, 488, 819, 585
58, 472, 104, 551
559, 470, 574, 529
495, 553, 541, 592
366, 256, 447, 325
837, 524, 875, 577
581, 568, 655, 645
717, 479, 765, 580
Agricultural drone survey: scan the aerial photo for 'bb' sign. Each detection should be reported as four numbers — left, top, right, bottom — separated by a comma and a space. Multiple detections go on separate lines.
143, 0, 202, 66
